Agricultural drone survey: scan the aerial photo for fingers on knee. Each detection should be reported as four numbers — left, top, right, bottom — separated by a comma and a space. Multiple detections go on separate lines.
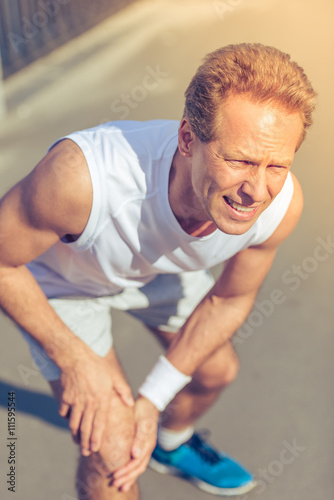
83, 437, 132, 478
102, 432, 134, 472
82, 420, 134, 476
90, 396, 135, 473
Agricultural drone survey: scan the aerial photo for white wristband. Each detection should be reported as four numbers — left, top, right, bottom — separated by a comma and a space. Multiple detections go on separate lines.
138, 355, 192, 411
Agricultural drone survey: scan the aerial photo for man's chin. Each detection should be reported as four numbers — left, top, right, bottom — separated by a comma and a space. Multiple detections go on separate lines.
214, 218, 257, 236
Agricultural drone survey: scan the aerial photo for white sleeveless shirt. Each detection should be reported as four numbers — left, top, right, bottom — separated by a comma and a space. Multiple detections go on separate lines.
28, 120, 294, 298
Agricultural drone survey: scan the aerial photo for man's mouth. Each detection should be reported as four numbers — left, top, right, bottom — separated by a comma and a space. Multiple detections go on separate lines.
223, 196, 257, 213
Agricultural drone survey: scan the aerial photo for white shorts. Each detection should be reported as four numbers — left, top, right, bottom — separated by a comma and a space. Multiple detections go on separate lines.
19, 270, 215, 381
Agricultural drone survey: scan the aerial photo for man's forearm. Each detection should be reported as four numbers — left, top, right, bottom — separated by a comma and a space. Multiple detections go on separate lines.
0, 264, 135, 456
165, 287, 257, 376
0, 265, 85, 369
138, 285, 257, 411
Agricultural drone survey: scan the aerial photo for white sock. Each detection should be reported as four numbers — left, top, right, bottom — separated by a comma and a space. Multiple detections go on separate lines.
157, 425, 195, 451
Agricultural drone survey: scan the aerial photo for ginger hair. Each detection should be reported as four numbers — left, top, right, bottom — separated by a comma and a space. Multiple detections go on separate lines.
184, 43, 317, 148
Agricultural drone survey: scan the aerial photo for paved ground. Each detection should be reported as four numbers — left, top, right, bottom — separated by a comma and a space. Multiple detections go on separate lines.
0, 0, 333, 499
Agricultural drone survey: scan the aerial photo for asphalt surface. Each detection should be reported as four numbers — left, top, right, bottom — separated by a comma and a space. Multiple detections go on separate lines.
0, 0, 333, 499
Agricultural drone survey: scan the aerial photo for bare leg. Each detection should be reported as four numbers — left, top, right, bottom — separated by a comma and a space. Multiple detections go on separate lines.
50, 350, 139, 500
76, 455, 139, 500
150, 329, 239, 431
75, 392, 139, 500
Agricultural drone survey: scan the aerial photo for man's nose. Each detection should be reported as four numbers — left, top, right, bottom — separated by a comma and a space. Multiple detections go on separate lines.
241, 168, 268, 203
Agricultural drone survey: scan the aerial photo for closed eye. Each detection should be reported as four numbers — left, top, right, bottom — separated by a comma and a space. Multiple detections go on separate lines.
226, 159, 253, 166
229, 160, 287, 168
226, 159, 289, 170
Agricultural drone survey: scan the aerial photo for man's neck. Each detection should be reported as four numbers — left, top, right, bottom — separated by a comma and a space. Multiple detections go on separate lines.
181, 219, 217, 237
168, 150, 217, 237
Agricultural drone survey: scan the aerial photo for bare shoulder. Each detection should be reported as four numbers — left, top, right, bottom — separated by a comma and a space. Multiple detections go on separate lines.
23, 139, 93, 238
0, 139, 93, 268
259, 172, 303, 250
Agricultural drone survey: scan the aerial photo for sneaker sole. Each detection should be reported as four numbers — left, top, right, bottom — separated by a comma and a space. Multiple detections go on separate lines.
149, 457, 257, 497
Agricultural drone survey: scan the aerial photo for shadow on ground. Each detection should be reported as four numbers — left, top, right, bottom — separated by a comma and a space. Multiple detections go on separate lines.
0, 380, 68, 429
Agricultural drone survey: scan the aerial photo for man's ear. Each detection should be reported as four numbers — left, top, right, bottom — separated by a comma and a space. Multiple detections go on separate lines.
178, 118, 195, 158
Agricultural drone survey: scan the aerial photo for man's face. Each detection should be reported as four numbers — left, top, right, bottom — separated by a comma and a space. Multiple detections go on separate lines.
185, 95, 303, 235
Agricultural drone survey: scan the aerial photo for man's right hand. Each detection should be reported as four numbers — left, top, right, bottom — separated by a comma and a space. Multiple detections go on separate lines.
0, 139, 136, 456
0, 138, 135, 457
58, 346, 135, 456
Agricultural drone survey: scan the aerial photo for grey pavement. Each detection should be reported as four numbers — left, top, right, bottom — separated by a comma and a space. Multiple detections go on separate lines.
0, 0, 333, 499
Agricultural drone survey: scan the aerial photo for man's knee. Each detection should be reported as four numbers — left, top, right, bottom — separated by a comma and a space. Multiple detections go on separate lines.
49, 379, 135, 488
76, 397, 135, 498
77, 437, 131, 498
78, 448, 126, 489
77, 455, 108, 499
93, 434, 132, 475
192, 344, 240, 391
91, 397, 134, 474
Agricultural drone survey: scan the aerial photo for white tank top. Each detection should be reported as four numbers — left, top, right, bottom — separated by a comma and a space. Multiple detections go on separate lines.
28, 120, 294, 298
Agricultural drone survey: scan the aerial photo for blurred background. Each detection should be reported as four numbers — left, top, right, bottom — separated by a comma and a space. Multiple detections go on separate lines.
0, 0, 333, 499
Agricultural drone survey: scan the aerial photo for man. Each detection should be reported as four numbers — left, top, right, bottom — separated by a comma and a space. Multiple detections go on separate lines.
0, 43, 316, 499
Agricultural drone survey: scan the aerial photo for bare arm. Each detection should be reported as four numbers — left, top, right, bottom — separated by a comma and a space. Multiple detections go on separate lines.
166, 173, 304, 374
0, 139, 98, 356
0, 140, 134, 454
0, 140, 91, 354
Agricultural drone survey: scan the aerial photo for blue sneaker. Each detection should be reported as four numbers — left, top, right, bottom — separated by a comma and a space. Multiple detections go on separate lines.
149, 431, 256, 496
